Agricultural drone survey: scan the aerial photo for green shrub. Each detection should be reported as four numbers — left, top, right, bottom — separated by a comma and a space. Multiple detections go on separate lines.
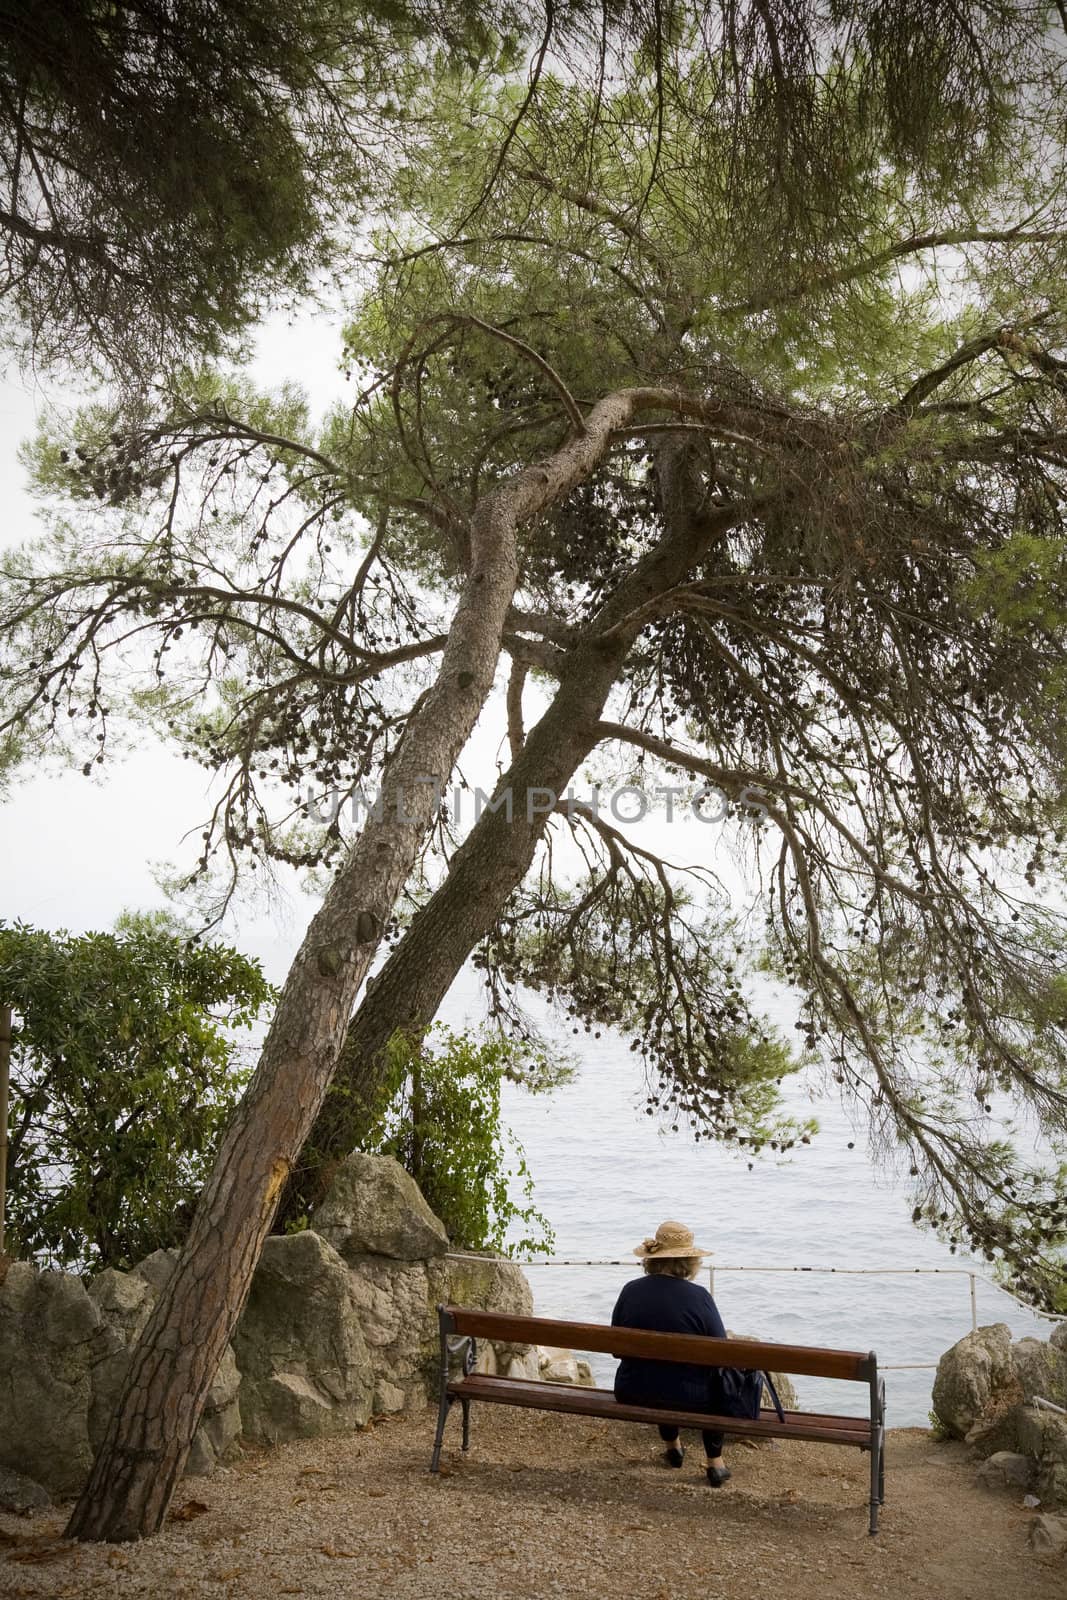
363, 1023, 563, 1256
0, 914, 273, 1271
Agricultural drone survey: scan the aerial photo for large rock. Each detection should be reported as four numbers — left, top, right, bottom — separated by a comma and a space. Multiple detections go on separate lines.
0, 1166, 537, 1489
0, 1256, 240, 1496
0, 1262, 110, 1495
311, 1152, 448, 1262
437, 1251, 537, 1381
130, 1247, 181, 1296
346, 1256, 440, 1408
1011, 1337, 1067, 1410
338, 1248, 537, 1406
964, 1407, 1023, 1455
537, 1347, 596, 1387
86, 1258, 241, 1476
1017, 1406, 1067, 1506
1030, 1514, 1067, 1555
975, 1451, 1034, 1491
185, 1345, 243, 1476
443, 1250, 533, 1316
0, 1465, 51, 1514
232, 1231, 375, 1444
932, 1323, 1017, 1438
87, 1265, 152, 1334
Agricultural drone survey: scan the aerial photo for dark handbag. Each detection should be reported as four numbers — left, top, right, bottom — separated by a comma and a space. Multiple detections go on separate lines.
716, 1366, 786, 1423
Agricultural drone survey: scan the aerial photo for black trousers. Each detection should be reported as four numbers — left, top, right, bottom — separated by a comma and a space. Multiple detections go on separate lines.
657, 1421, 725, 1456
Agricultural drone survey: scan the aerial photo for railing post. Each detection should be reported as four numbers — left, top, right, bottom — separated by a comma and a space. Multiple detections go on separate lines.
968, 1273, 977, 1333
0, 1004, 11, 1256
708, 1264, 716, 1299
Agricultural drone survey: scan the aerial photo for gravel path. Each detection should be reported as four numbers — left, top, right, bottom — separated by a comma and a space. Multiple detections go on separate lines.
0, 1410, 1059, 1599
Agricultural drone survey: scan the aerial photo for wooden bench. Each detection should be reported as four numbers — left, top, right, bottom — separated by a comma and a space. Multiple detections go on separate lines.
431, 1306, 886, 1534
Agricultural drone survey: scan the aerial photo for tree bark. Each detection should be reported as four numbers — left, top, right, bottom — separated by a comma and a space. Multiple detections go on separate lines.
295, 444, 737, 1202
66, 391, 650, 1542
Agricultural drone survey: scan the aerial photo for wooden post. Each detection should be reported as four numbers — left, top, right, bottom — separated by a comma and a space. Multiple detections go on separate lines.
0, 1004, 11, 1255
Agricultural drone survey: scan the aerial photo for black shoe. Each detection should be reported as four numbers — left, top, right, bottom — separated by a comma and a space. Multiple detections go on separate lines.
705, 1465, 732, 1487
663, 1446, 685, 1468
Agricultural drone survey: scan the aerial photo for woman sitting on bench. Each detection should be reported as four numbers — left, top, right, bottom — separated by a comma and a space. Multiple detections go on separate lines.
611, 1219, 732, 1487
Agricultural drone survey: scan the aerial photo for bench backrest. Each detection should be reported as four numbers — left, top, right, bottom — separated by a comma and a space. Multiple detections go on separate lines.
441, 1306, 875, 1383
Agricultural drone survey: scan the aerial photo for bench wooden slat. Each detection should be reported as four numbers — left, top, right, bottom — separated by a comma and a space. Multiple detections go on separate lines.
448, 1374, 873, 1448
443, 1305, 874, 1382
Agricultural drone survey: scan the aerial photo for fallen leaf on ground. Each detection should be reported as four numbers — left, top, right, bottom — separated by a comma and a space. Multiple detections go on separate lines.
320, 1544, 358, 1558
8, 1542, 75, 1564
169, 1500, 209, 1522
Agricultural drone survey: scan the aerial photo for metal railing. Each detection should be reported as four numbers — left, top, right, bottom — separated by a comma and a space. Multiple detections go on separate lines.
444, 1254, 1062, 1373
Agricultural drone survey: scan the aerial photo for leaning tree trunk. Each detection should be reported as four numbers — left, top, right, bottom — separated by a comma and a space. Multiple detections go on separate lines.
66, 391, 654, 1543
292, 443, 738, 1208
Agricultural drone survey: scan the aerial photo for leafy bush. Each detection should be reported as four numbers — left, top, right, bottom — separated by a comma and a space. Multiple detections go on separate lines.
363, 1024, 564, 1256
0, 914, 273, 1271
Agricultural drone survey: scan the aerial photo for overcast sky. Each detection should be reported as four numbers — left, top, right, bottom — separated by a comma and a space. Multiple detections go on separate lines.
0, 311, 356, 981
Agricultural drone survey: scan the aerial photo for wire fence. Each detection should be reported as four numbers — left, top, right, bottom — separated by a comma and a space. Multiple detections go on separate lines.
445, 1255, 1062, 1373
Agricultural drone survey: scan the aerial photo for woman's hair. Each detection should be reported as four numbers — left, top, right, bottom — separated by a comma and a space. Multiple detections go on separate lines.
643, 1255, 702, 1280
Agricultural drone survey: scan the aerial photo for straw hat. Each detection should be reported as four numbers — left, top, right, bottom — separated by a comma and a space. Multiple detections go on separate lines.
633, 1220, 712, 1259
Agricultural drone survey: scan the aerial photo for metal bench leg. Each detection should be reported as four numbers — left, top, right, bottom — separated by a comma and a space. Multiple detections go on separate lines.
461, 1397, 471, 1451
430, 1391, 454, 1473
867, 1362, 883, 1533
868, 1440, 881, 1535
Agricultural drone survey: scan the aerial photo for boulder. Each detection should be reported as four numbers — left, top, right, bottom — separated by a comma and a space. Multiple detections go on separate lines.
539, 1347, 582, 1384
0, 1261, 110, 1495
443, 1251, 534, 1320
232, 1231, 375, 1444
347, 1255, 440, 1406
535, 1348, 597, 1387
340, 1247, 536, 1404
932, 1323, 1016, 1438
184, 1344, 243, 1476
1015, 1407, 1067, 1506
1011, 1337, 1067, 1410
975, 1451, 1034, 1491
441, 1251, 537, 1376
311, 1152, 448, 1262
1029, 1513, 1067, 1555
964, 1408, 1022, 1456
130, 1247, 180, 1296
503, 1349, 542, 1382
87, 1266, 152, 1335
86, 1262, 241, 1476
0, 1466, 51, 1514
373, 1379, 407, 1415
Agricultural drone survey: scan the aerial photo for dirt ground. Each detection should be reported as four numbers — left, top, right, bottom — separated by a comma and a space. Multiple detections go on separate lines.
0, 1410, 1060, 1600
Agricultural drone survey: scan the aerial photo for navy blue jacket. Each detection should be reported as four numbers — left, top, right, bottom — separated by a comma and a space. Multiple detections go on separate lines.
611, 1273, 726, 1411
